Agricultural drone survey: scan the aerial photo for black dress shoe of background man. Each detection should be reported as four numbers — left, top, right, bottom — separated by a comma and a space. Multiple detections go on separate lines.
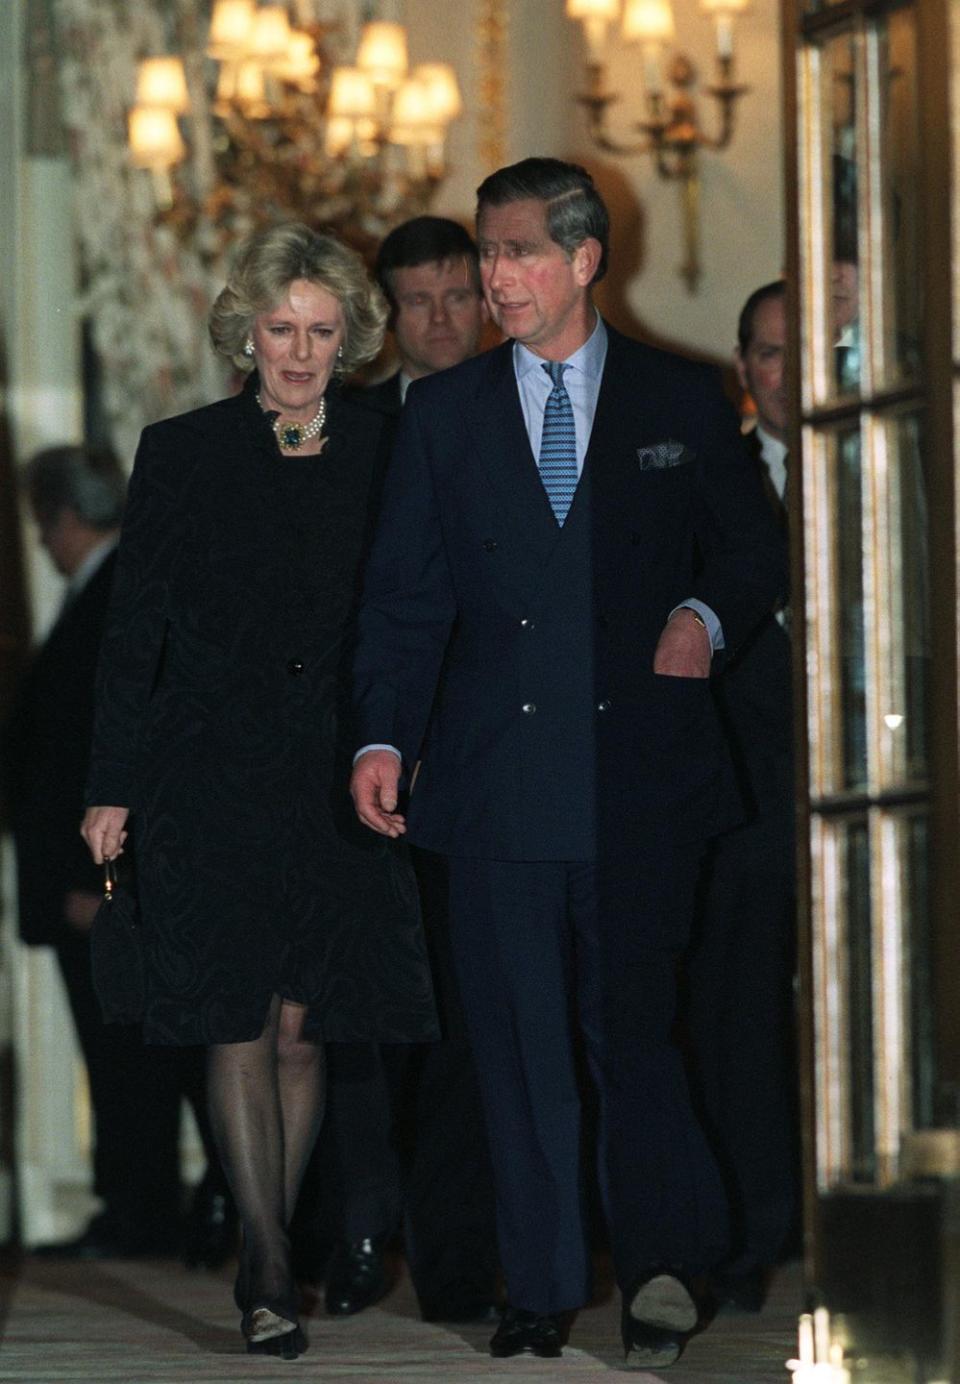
182, 1173, 238, 1270
710, 1261, 769, 1314
622, 1269, 705, 1369
32, 1210, 179, 1260
489, 1306, 563, 1359
324, 1237, 389, 1316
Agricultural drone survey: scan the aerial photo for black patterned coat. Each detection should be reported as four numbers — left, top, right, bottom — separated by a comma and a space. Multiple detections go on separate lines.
86, 375, 437, 1047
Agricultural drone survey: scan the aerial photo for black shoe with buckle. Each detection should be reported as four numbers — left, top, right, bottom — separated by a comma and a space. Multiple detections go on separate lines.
323, 1237, 389, 1316
489, 1306, 563, 1359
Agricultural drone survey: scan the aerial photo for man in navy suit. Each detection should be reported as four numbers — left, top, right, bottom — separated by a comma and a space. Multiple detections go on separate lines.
350, 159, 787, 1367
686, 281, 799, 1310
312, 217, 498, 1324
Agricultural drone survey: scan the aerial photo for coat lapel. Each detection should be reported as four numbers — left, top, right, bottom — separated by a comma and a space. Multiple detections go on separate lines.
465, 342, 566, 570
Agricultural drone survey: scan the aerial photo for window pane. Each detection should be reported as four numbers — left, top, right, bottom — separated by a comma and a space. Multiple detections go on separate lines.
825, 33, 861, 399
877, 8, 922, 387
880, 412, 929, 785
834, 427, 868, 790
906, 814, 935, 1129
844, 817, 875, 1182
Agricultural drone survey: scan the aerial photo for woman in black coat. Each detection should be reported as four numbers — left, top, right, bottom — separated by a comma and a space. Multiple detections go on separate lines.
82, 224, 436, 1357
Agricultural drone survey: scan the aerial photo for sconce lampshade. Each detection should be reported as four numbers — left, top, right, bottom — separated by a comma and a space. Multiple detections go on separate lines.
207, 0, 255, 60
328, 66, 377, 119
390, 77, 442, 146
233, 59, 269, 115
623, 0, 676, 42
411, 64, 462, 124
324, 115, 354, 158
356, 21, 408, 89
270, 31, 320, 87
247, 5, 292, 62
135, 57, 190, 113
565, 0, 619, 17
128, 105, 186, 168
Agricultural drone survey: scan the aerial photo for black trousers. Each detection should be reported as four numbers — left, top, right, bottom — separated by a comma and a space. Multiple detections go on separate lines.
685, 768, 800, 1271
55, 935, 206, 1239
446, 850, 729, 1316
308, 850, 498, 1312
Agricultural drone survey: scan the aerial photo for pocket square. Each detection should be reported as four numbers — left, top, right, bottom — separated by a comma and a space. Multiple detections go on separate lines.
636, 440, 696, 471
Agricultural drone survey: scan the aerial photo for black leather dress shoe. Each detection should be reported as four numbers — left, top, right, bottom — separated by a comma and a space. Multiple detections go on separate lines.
324, 1238, 389, 1316
622, 1269, 704, 1368
183, 1176, 237, 1269
710, 1264, 769, 1313
489, 1306, 563, 1358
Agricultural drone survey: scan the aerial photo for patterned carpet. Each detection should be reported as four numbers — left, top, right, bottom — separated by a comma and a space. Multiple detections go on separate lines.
0, 1253, 800, 1382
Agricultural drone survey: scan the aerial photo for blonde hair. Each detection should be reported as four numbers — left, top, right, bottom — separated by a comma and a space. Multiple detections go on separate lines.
209, 222, 387, 373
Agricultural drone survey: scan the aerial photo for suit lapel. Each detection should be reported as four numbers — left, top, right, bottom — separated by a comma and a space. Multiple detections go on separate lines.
466, 342, 562, 569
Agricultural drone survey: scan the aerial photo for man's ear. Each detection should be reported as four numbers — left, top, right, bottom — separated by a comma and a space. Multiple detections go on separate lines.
734, 346, 749, 394
573, 237, 602, 286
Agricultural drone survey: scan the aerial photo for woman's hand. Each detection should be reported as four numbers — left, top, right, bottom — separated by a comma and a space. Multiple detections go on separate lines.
81, 806, 130, 864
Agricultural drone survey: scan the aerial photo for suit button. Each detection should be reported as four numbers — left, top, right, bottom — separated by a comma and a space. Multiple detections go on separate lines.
630, 532, 642, 546
597, 699, 611, 712
520, 618, 536, 630
287, 659, 305, 676
483, 538, 498, 552
522, 702, 537, 715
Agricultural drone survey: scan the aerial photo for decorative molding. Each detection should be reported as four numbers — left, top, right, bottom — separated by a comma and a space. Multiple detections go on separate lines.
475, 0, 508, 174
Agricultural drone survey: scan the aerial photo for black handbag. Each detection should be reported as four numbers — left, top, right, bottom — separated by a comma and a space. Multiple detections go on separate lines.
90, 857, 145, 1024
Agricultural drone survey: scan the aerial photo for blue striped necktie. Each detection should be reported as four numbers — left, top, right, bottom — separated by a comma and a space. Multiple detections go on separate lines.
538, 361, 578, 525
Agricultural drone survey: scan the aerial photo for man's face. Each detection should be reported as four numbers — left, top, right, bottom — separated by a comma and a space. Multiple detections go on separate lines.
34, 505, 91, 578
390, 257, 486, 379
736, 295, 788, 444
477, 198, 597, 360
831, 259, 859, 335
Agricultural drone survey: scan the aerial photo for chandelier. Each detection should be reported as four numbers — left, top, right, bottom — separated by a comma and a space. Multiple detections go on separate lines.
127, 1, 463, 260
566, 0, 750, 290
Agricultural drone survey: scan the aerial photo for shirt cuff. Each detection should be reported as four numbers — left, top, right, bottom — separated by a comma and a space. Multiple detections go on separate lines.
353, 744, 403, 765
670, 599, 724, 652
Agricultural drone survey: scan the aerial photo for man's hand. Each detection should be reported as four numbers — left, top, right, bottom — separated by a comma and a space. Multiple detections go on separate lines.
653, 608, 712, 678
81, 805, 130, 864
350, 750, 406, 838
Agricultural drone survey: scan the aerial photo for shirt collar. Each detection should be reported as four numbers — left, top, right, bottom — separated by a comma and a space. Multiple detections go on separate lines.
66, 535, 117, 599
756, 425, 788, 471
513, 310, 607, 383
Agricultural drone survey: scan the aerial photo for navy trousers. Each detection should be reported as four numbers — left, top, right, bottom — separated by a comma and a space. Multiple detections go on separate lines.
447, 850, 729, 1315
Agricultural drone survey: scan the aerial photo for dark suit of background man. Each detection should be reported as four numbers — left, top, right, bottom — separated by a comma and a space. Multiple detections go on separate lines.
350, 158, 788, 1368
309, 216, 499, 1325
685, 281, 800, 1312
2, 446, 231, 1262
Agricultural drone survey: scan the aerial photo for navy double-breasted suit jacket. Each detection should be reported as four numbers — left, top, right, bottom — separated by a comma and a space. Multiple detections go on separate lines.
354, 324, 788, 861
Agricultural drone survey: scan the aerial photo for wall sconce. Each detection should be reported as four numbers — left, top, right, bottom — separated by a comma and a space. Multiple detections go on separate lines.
566, 0, 750, 291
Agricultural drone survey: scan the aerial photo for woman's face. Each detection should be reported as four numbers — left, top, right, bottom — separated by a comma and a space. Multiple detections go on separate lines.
251, 278, 346, 419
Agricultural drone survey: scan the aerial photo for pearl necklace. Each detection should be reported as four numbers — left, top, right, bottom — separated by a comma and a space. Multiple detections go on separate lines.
258, 394, 326, 451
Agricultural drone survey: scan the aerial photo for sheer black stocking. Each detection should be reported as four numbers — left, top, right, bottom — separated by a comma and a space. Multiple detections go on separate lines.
206, 996, 325, 1318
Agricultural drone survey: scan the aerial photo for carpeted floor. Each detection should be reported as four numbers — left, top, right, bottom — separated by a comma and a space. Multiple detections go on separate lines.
0, 1252, 800, 1382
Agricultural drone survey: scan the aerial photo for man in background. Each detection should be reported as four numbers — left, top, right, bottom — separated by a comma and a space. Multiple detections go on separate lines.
685, 280, 800, 1311
307, 217, 498, 1325
3, 445, 232, 1264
